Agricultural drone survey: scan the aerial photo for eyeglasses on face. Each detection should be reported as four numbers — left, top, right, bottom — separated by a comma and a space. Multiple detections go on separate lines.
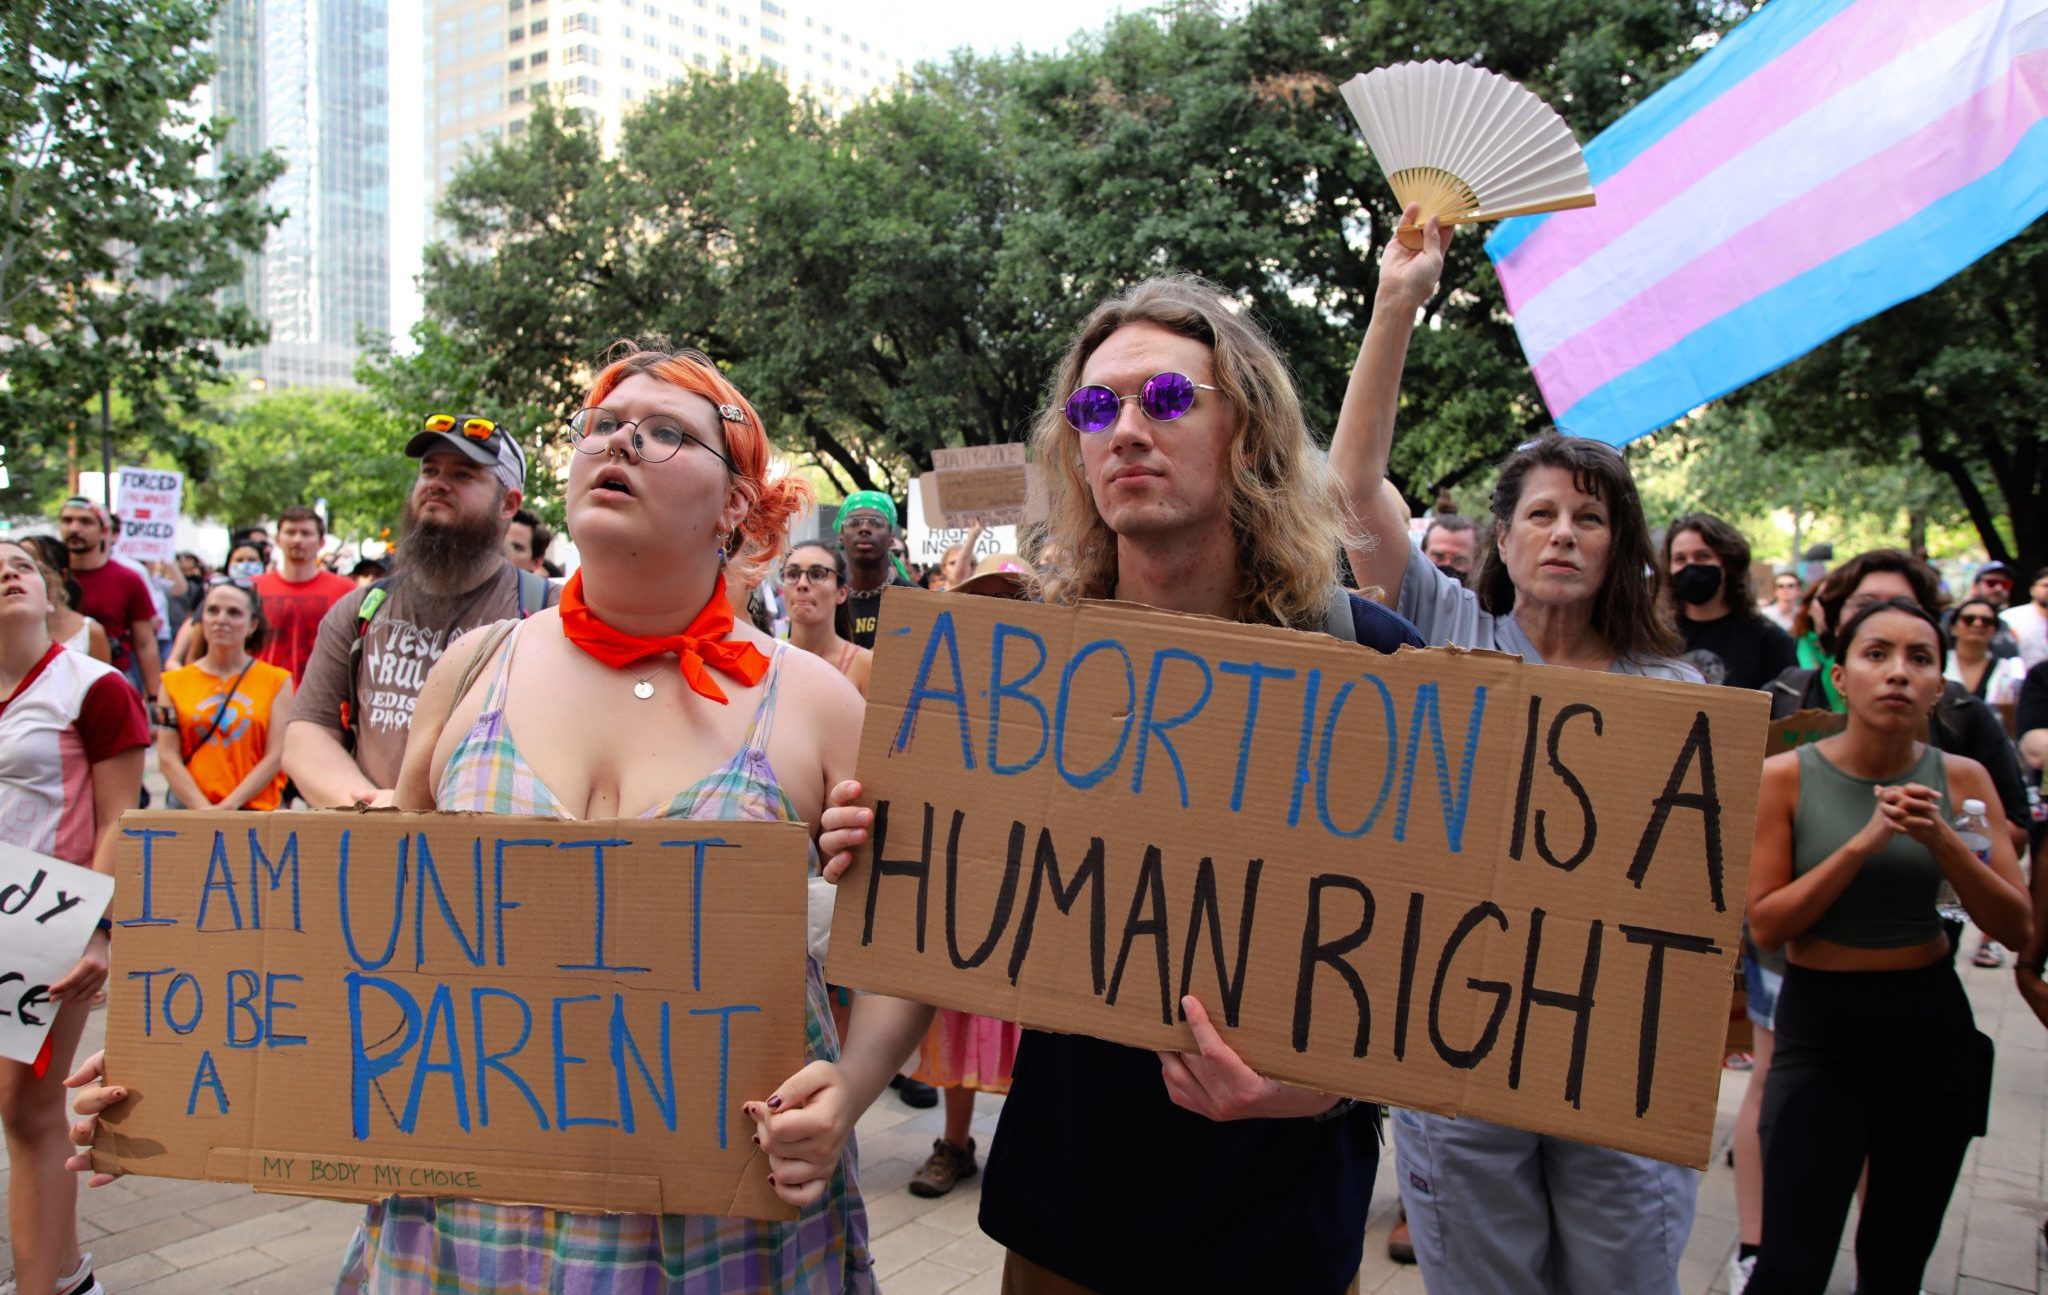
569, 407, 736, 471
1063, 371, 1221, 433
1980, 577, 2012, 590
781, 563, 836, 585
424, 413, 498, 441
1955, 614, 1999, 628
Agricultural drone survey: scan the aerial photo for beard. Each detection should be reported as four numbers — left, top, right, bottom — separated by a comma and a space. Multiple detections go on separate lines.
399, 491, 506, 590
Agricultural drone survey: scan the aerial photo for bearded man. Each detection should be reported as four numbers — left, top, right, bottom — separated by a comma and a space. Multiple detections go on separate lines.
285, 413, 554, 806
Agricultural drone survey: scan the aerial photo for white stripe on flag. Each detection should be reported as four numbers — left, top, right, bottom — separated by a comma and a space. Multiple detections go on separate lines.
1513, 0, 2048, 364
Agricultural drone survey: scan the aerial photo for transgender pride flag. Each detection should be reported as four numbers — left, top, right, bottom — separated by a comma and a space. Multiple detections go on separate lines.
1487, 0, 2048, 446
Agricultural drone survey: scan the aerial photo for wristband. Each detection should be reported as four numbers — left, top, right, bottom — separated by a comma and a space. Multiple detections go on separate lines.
94, 917, 113, 937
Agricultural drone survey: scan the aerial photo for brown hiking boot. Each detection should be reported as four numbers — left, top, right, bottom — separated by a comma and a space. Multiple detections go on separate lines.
1388, 1214, 1416, 1264
908, 1137, 978, 1198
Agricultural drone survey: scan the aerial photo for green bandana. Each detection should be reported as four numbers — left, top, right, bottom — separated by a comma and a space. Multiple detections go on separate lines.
839, 490, 898, 529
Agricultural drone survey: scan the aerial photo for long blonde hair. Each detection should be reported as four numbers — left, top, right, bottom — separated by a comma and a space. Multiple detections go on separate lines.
1031, 275, 1349, 630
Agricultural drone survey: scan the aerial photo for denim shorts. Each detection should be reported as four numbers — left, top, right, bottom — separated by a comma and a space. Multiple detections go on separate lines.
1745, 953, 1783, 1032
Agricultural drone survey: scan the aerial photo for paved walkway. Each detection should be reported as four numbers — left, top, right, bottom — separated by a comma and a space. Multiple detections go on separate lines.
3, 946, 2043, 1294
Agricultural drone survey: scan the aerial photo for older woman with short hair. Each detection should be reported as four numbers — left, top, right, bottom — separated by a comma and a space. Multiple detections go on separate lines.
1332, 209, 1702, 1295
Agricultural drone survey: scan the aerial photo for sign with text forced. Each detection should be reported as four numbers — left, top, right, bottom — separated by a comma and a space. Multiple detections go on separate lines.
113, 467, 184, 564
93, 813, 809, 1219
828, 589, 1769, 1167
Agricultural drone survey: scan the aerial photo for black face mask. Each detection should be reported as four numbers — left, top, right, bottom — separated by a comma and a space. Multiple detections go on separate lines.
1434, 562, 1469, 584
1671, 563, 1724, 606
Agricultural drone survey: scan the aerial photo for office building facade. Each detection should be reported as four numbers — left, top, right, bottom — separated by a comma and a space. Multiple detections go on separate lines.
216, 0, 392, 388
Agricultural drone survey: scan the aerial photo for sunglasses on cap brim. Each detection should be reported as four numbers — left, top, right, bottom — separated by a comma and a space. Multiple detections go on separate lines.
423, 413, 498, 441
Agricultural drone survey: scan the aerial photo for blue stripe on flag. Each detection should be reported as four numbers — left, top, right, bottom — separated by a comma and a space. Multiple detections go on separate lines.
1552, 114, 2048, 446
1488, 0, 1863, 263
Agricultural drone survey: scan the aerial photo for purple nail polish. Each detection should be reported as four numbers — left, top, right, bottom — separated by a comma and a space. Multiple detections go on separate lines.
767, 1174, 777, 1186
766, 1094, 783, 1111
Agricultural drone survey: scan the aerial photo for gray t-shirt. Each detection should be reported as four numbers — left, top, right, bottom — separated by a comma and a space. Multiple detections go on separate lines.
1395, 544, 1702, 683
296, 563, 526, 788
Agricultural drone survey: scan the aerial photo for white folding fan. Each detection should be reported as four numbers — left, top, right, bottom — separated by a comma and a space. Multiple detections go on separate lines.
1339, 61, 1596, 249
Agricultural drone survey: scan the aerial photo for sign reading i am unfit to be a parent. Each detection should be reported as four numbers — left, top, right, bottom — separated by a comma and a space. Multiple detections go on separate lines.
92, 813, 810, 1220
827, 589, 1770, 1168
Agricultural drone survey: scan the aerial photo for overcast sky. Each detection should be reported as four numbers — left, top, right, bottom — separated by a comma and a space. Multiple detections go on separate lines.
388, 0, 1135, 342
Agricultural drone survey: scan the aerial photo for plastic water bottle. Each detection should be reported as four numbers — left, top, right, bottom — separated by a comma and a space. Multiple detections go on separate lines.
1940, 798, 1994, 921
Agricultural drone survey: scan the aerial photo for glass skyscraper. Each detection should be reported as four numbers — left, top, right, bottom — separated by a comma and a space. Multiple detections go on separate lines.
217, 0, 391, 388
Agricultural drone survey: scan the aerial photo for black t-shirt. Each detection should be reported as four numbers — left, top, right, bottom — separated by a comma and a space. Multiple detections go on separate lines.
845, 571, 913, 649
978, 593, 1422, 1295
1678, 611, 1799, 690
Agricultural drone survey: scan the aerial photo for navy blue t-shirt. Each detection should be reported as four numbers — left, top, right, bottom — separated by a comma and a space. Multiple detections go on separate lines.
978, 592, 1423, 1295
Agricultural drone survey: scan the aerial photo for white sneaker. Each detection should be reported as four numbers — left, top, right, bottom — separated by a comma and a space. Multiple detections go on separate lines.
1727, 1252, 1756, 1295
0, 1254, 99, 1295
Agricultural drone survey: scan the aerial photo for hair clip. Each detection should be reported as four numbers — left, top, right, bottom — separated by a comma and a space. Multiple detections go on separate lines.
716, 403, 746, 424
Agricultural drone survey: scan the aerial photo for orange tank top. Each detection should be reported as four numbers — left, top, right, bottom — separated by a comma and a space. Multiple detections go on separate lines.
164, 658, 292, 810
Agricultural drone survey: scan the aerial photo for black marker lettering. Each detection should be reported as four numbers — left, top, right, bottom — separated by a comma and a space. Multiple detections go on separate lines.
1178, 857, 1262, 1028
1507, 908, 1602, 1107
1292, 874, 1375, 1057
1429, 902, 1510, 1070
1621, 925, 1723, 1117
861, 800, 932, 953
1007, 829, 1107, 994
946, 819, 1022, 970
1394, 891, 1426, 1061
1627, 712, 1727, 910
1106, 845, 1172, 1024
1535, 703, 1601, 871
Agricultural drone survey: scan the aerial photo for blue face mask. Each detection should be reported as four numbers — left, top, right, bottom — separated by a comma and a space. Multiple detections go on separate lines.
229, 561, 262, 580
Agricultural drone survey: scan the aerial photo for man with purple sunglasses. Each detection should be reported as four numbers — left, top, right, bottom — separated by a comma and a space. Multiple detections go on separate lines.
972, 274, 1424, 1295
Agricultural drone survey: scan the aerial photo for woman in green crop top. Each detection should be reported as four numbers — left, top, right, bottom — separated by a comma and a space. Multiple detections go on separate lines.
1743, 598, 2029, 1294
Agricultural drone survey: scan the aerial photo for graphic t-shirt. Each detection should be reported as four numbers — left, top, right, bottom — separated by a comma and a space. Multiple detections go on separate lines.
0, 644, 149, 866
163, 658, 293, 810
845, 572, 914, 649
71, 559, 156, 672
256, 569, 356, 683
295, 563, 526, 789
1677, 611, 1800, 690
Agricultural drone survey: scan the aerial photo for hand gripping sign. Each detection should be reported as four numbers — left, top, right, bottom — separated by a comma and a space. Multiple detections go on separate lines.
828, 589, 1769, 1167
0, 842, 116, 1065
91, 813, 810, 1219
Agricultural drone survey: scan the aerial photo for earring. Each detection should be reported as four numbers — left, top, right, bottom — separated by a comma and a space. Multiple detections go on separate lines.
716, 545, 728, 564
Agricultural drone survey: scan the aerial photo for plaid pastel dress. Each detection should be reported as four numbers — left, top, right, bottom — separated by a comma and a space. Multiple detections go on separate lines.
335, 626, 875, 1294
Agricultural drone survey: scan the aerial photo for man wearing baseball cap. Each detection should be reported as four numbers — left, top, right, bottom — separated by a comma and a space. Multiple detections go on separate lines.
1948, 560, 2021, 659
285, 413, 555, 807
837, 489, 913, 649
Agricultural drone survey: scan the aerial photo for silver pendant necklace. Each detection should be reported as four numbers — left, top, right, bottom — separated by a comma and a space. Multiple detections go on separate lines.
632, 662, 662, 699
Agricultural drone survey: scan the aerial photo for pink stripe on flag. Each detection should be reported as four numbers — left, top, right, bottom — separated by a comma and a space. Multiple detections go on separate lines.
1532, 50, 2048, 416
1495, 0, 2001, 307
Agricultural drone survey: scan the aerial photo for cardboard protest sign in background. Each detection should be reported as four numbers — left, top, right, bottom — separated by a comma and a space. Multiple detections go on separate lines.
905, 480, 1016, 567
923, 445, 1033, 529
1764, 709, 1849, 756
0, 842, 115, 1064
113, 467, 184, 564
95, 813, 810, 1219
829, 589, 1769, 1167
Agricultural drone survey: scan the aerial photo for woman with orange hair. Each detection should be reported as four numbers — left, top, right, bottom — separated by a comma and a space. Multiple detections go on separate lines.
345, 346, 929, 1290
65, 349, 927, 1287
110, 348, 913, 1286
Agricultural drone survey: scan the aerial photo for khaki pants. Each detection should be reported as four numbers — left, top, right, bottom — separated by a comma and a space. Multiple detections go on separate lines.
1001, 1250, 1361, 1295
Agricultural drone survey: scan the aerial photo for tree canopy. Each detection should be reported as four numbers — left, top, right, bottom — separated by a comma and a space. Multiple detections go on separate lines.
0, 0, 283, 514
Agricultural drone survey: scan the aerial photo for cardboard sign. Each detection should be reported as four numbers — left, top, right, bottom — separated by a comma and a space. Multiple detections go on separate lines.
828, 589, 1769, 1167
1764, 709, 1848, 756
0, 842, 116, 1064
922, 446, 1034, 529
904, 480, 1017, 566
927, 467, 1032, 528
113, 467, 184, 564
94, 813, 810, 1219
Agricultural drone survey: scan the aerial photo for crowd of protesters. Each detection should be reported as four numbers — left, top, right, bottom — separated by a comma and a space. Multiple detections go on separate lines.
7, 210, 2047, 1295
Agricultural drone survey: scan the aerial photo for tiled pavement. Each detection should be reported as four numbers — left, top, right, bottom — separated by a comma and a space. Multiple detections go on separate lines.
4, 946, 2043, 1294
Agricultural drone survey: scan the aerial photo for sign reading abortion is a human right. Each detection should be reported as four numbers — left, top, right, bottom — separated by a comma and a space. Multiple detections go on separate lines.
828, 589, 1769, 1168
